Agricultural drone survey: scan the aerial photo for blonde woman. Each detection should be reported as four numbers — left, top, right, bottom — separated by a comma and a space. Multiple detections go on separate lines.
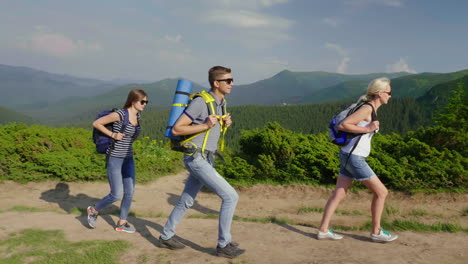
318, 78, 398, 243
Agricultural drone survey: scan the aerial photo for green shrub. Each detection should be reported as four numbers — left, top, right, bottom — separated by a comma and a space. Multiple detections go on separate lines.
218, 122, 467, 192
0, 123, 183, 183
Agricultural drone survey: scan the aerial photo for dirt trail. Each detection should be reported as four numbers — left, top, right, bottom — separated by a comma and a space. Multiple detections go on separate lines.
0, 172, 467, 264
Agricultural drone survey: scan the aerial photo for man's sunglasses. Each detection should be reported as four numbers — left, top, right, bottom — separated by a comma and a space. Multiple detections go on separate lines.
140, 100, 149, 105
217, 78, 234, 84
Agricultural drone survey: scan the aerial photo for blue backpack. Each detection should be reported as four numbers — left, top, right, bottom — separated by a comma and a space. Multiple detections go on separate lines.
92, 108, 130, 154
328, 102, 375, 146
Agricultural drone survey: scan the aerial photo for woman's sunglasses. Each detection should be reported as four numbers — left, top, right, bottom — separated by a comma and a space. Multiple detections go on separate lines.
217, 78, 234, 85
140, 100, 149, 105
381, 91, 392, 96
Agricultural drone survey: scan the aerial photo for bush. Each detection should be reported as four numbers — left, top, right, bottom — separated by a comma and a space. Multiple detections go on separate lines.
218, 122, 467, 192
218, 122, 340, 186
0, 123, 183, 183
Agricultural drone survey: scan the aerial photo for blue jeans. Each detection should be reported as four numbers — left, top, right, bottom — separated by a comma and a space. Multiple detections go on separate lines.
95, 156, 135, 220
161, 152, 239, 247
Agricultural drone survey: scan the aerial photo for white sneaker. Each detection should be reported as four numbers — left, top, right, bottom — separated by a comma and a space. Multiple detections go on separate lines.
371, 228, 398, 243
317, 228, 343, 240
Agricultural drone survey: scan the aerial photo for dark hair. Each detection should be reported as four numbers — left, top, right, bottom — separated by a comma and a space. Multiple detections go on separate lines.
123, 89, 148, 108
208, 66, 231, 88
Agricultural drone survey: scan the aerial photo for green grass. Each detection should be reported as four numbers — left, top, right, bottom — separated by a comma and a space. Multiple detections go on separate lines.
382, 219, 466, 232
329, 219, 468, 233
188, 212, 468, 233
8, 206, 48, 213
5, 205, 467, 234
4, 205, 169, 220
134, 212, 167, 218
297, 207, 324, 214
384, 206, 400, 216
69, 207, 83, 215
230, 260, 249, 264
462, 207, 468, 216
409, 209, 428, 217
0, 205, 66, 215
0, 229, 130, 264
298, 206, 362, 216
188, 213, 291, 225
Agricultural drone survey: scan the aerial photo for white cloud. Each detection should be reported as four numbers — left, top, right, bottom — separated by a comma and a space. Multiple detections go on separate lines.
386, 58, 417, 73
20, 28, 101, 58
345, 0, 403, 7
325, 43, 350, 73
164, 34, 183, 43
321, 17, 341, 27
337, 57, 351, 74
201, 8, 293, 47
204, 9, 293, 30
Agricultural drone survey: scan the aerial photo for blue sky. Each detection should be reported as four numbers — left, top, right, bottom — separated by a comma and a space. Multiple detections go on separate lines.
1, 0, 467, 86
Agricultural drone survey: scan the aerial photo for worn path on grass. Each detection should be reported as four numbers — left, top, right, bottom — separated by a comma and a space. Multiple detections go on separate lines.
0, 172, 467, 264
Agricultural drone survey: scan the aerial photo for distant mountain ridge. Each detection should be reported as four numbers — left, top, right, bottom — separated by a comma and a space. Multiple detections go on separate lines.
0, 64, 120, 109
227, 70, 412, 105
295, 69, 468, 104
20, 78, 207, 124
1, 63, 467, 125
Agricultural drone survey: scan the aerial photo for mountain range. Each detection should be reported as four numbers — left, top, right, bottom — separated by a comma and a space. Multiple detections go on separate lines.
0, 64, 121, 109
0, 64, 467, 125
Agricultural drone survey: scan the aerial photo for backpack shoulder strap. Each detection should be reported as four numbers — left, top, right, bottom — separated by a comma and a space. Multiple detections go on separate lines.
195, 90, 216, 115
363, 102, 377, 121
221, 98, 227, 116
185, 90, 229, 153
120, 108, 130, 132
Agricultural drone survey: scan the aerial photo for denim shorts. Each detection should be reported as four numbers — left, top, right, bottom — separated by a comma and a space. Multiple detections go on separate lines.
339, 151, 376, 181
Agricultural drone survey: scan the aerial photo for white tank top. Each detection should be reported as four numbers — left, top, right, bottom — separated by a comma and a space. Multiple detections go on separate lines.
341, 120, 376, 157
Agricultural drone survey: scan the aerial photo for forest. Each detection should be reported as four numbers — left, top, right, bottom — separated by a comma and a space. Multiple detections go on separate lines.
139, 97, 432, 151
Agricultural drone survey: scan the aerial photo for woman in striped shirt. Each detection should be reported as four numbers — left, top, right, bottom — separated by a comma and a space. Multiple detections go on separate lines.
87, 89, 148, 233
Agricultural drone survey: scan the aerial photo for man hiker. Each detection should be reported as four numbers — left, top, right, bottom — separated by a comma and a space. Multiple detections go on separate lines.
159, 66, 245, 259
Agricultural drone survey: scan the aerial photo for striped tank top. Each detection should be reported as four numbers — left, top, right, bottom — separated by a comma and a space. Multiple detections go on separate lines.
107, 109, 141, 158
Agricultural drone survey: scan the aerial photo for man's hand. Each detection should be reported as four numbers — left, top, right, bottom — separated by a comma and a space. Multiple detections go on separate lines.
223, 113, 232, 128
205, 115, 219, 129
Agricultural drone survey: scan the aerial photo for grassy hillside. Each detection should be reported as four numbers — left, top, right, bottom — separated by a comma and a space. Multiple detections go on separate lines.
0, 106, 36, 125
227, 70, 411, 105
417, 75, 468, 107
298, 70, 468, 104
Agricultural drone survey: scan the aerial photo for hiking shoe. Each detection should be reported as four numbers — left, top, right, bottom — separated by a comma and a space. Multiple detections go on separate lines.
371, 228, 398, 243
216, 243, 245, 259
115, 222, 136, 233
230, 241, 239, 247
159, 236, 185, 250
87, 206, 98, 229
317, 228, 343, 240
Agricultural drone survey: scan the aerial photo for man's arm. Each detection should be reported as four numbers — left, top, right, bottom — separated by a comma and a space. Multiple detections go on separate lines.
172, 113, 218, 136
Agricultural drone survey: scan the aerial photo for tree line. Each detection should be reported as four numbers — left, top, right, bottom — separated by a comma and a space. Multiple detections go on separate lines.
137, 97, 432, 151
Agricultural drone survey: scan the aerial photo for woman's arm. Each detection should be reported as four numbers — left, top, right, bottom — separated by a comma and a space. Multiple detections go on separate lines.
92, 112, 124, 140
338, 105, 379, 133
